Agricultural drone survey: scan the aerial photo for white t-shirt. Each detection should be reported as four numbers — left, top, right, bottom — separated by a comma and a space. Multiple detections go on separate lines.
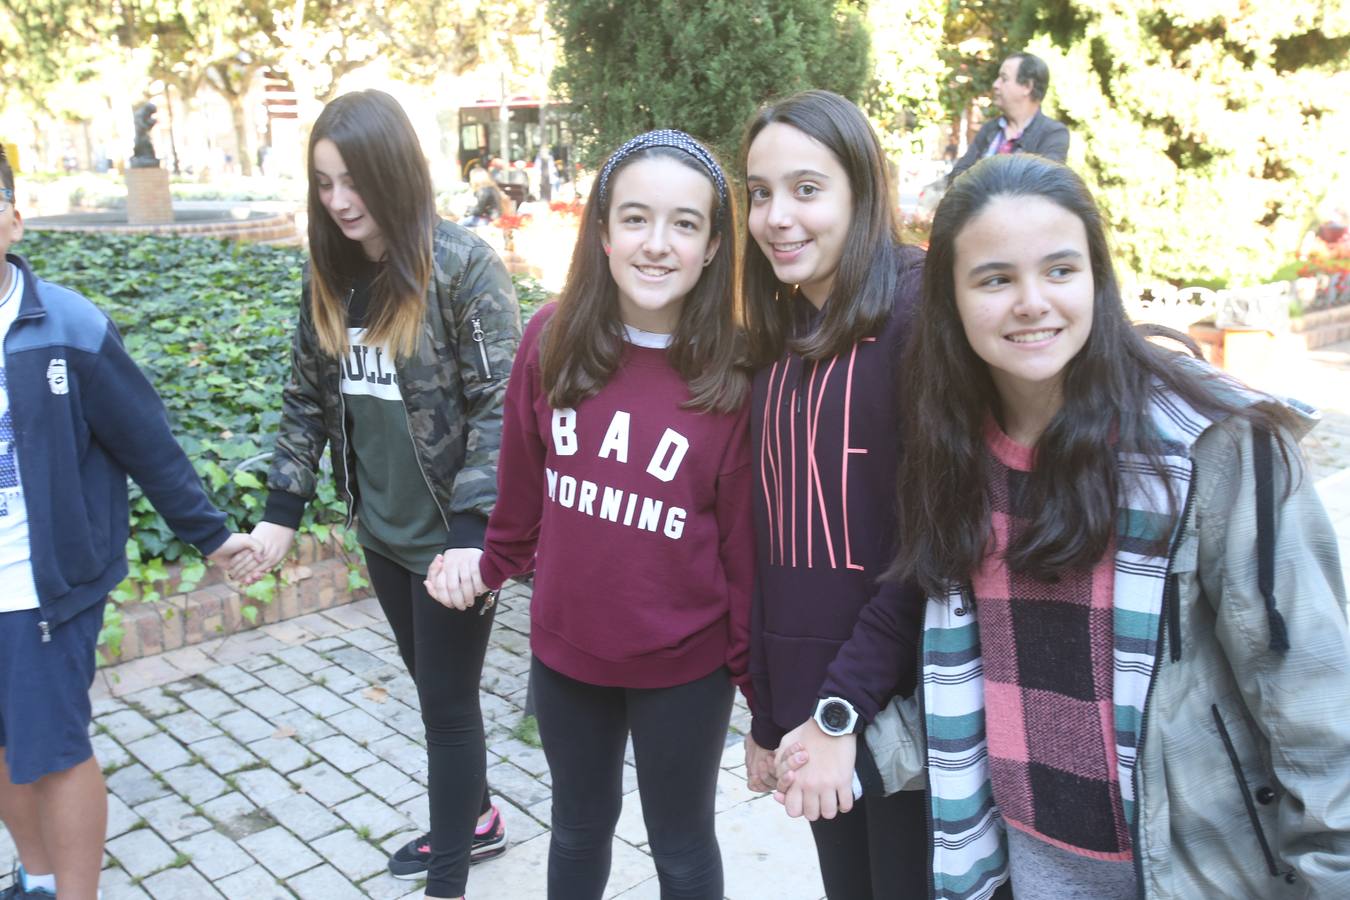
0, 262, 41, 612
623, 323, 674, 349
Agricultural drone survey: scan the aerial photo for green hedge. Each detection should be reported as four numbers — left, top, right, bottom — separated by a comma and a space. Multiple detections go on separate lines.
20, 230, 549, 653
20, 232, 347, 650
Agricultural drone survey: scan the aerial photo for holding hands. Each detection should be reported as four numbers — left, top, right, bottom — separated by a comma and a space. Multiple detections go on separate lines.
744, 733, 779, 793
228, 521, 296, 584
224, 520, 489, 615
771, 718, 857, 821
424, 548, 487, 610
208, 532, 263, 572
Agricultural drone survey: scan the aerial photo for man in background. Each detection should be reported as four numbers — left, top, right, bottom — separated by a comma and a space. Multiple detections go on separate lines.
949, 51, 1070, 184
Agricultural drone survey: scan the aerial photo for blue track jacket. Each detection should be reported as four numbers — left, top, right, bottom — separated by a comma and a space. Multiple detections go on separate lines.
3, 253, 229, 638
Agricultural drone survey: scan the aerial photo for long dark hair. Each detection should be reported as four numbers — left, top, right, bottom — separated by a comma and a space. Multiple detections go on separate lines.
740, 90, 905, 367
892, 154, 1298, 595
540, 143, 747, 414
307, 90, 435, 358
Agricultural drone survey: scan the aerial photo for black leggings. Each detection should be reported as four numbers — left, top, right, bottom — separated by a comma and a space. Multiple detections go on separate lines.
366, 549, 495, 899
807, 785, 929, 899
531, 657, 734, 900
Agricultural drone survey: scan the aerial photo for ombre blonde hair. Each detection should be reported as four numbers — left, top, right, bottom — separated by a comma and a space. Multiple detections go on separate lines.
306, 91, 435, 358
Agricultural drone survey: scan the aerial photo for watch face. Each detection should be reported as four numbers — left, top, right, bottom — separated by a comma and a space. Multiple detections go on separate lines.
822, 700, 851, 732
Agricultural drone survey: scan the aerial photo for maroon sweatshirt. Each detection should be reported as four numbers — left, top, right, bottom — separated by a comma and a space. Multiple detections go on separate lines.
749, 245, 926, 749
480, 304, 754, 690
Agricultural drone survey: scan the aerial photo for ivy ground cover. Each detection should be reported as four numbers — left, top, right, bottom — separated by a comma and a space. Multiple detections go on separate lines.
22, 231, 550, 652
19, 231, 345, 649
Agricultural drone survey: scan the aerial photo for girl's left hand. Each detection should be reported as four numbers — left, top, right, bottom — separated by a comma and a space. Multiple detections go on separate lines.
424, 548, 487, 610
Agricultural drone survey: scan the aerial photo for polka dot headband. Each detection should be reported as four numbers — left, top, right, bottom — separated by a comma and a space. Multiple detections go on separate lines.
595, 129, 729, 229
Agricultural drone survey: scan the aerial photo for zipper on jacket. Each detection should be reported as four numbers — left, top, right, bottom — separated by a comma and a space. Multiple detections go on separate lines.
470, 316, 493, 381
337, 289, 357, 527
336, 387, 356, 528
1129, 475, 1199, 897
1210, 704, 1292, 882
1166, 573, 1182, 661
5, 292, 51, 646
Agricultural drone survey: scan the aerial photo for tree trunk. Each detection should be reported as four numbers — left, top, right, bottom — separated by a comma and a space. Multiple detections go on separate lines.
229, 96, 253, 176
210, 62, 255, 177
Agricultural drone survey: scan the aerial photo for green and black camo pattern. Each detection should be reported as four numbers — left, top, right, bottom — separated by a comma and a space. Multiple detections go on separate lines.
267, 219, 522, 526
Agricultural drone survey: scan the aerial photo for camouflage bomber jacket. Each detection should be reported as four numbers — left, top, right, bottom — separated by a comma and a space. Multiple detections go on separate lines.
264, 219, 522, 544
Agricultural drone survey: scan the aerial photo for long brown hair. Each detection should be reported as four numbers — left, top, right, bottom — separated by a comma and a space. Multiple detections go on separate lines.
740, 90, 905, 368
891, 154, 1299, 595
540, 141, 747, 414
468, 166, 508, 216
307, 90, 435, 358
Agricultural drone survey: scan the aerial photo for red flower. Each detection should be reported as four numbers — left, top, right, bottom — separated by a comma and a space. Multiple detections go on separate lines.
495, 214, 531, 231
547, 200, 585, 219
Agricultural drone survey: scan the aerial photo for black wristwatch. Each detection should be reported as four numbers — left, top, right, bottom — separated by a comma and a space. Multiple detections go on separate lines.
813, 697, 860, 736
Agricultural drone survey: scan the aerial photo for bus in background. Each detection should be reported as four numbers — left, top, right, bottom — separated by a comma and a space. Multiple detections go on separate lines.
456, 96, 570, 205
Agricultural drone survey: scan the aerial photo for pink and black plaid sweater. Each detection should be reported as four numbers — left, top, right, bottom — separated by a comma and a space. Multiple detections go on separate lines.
975, 420, 1133, 861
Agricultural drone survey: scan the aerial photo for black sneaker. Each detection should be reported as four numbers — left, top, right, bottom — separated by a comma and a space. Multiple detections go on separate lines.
388, 805, 508, 879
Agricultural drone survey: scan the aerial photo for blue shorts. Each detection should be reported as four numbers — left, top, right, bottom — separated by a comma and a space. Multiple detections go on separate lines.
0, 600, 104, 784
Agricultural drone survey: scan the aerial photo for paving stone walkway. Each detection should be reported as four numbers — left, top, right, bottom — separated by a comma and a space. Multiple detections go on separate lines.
0, 586, 823, 899
8, 341, 1350, 900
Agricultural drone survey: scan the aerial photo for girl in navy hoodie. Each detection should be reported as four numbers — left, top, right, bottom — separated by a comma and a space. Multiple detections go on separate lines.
426, 131, 752, 900
739, 90, 927, 897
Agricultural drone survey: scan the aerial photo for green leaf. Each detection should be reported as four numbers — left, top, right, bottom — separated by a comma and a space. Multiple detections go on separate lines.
245, 574, 277, 604
143, 558, 170, 582
177, 560, 207, 594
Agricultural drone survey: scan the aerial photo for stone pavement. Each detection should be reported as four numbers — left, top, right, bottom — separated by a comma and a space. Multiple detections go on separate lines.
0, 585, 824, 900
7, 341, 1350, 900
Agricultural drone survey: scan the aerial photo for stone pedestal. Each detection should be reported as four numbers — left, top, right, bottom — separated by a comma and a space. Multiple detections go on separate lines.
125, 166, 174, 225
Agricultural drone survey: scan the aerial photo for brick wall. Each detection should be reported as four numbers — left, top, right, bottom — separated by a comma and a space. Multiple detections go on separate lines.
29, 211, 299, 244
103, 532, 369, 665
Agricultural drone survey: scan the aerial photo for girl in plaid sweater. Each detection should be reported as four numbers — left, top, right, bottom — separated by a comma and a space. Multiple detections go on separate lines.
782, 154, 1350, 899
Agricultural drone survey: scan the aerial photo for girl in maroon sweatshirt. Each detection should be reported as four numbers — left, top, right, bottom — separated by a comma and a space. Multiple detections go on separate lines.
426, 131, 752, 900
740, 90, 927, 897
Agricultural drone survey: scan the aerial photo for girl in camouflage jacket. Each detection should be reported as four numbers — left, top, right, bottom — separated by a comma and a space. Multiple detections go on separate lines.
234, 91, 520, 900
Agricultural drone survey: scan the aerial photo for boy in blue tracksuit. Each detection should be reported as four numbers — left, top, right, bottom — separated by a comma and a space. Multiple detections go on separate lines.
0, 148, 257, 900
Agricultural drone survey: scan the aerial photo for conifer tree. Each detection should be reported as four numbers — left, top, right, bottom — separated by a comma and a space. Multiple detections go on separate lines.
548, 0, 872, 167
